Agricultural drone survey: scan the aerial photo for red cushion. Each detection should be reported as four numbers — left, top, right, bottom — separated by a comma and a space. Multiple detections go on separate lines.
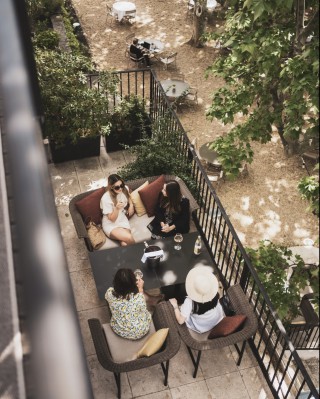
208, 315, 247, 339
75, 187, 106, 225
138, 175, 165, 217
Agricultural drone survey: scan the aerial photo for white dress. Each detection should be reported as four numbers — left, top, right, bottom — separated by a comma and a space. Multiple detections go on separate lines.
180, 297, 225, 333
100, 190, 130, 236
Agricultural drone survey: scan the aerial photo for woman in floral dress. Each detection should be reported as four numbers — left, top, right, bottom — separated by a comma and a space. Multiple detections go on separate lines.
105, 268, 151, 340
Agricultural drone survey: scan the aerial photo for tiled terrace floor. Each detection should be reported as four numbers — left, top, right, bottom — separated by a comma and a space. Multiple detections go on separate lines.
49, 145, 273, 399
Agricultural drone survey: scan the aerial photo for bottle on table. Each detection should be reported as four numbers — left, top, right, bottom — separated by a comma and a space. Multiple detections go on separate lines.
194, 235, 202, 255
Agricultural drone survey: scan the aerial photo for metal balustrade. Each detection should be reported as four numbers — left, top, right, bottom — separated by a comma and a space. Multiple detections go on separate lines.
87, 69, 319, 399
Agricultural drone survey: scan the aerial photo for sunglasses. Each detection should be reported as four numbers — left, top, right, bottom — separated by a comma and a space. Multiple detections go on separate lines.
112, 183, 124, 191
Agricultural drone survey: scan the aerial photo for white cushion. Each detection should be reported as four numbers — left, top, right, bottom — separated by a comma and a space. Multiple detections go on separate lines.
98, 213, 154, 251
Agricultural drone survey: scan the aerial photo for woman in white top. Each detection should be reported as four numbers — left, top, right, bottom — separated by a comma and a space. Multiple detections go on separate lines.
169, 266, 225, 333
100, 174, 135, 246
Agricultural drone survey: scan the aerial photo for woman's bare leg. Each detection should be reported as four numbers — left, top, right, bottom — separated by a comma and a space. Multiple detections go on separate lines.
110, 228, 135, 246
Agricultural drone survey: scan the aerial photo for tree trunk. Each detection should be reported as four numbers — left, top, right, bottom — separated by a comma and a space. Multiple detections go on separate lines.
189, 1, 206, 47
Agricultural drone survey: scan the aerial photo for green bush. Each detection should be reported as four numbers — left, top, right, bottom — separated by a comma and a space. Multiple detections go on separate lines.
297, 165, 319, 217
33, 29, 59, 50
247, 240, 319, 324
35, 50, 118, 145
119, 117, 192, 183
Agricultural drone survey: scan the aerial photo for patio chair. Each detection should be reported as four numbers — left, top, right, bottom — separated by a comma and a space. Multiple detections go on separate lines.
88, 301, 180, 398
168, 284, 258, 378
128, 52, 145, 68
106, 4, 117, 24
160, 52, 177, 70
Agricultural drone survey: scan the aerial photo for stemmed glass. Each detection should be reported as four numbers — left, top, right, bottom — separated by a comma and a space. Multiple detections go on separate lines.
174, 233, 183, 250
134, 269, 143, 280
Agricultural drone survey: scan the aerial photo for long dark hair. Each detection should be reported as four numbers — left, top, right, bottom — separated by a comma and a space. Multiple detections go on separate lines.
112, 268, 138, 299
160, 180, 182, 214
192, 293, 220, 315
106, 174, 129, 206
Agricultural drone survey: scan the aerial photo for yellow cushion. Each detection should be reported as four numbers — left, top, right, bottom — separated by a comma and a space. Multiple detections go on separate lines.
136, 328, 169, 358
130, 181, 149, 216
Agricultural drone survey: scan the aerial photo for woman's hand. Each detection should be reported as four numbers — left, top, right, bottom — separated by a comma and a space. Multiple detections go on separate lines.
127, 204, 134, 217
169, 298, 178, 308
116, 200, 125, 210
161, 223, 175, 233
136, 277, 144, 293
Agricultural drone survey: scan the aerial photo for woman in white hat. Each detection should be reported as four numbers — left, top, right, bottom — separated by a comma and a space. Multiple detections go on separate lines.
169, 266, 225, 333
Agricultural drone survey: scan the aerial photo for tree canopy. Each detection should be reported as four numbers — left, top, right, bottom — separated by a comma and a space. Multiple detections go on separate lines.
206, 0, 319, 178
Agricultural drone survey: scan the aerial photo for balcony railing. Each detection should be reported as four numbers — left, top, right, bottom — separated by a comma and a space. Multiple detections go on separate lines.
88, 69, 319, 399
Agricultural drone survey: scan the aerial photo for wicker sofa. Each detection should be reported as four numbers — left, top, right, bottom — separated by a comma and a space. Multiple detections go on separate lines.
69, 175, 199, 252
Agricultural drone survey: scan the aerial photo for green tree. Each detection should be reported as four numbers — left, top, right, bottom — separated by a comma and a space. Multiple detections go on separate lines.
206, 0, 319, 178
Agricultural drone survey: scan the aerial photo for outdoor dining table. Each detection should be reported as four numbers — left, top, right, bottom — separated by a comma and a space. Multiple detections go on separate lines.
112, 1, 136, 22
139, 38, 165, 55
199, 142, 221, 166
160, 79, 190, 101
189, 0, 217, 11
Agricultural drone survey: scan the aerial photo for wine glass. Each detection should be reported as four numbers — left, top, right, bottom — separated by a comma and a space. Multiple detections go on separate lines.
134, 269, 143, 280
174, 233, 183, 250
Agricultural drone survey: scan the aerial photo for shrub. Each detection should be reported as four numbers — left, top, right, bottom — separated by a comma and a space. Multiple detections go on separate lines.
298, 165, 319, 217
33, 29, 59, 50
247, 240, 318, 324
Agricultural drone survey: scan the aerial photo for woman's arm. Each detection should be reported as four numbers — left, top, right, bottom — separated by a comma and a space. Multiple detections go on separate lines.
172, 198, 190, 233
169, 298, 186, 325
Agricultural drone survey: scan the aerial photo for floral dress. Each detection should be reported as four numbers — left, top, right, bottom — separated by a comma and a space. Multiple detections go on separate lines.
105, 287, 151, 340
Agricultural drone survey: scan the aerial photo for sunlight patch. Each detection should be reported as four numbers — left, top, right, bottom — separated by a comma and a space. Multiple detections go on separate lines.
293, 224, 310, 238
233, 212, 253, 227
255, 210, 281, 239
241, 196, 250, 211
55, 194, 74, 206
87, 178, 107, 190
258, 198, 265, 206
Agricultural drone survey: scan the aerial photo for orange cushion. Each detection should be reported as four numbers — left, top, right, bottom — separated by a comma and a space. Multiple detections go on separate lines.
208, 315, 247, 339
138, 175, 165, 217
75, 187, 105, 225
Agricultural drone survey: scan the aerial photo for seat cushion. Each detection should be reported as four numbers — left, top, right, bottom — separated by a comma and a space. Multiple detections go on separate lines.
130, 181, 149, 216
138, 175, 165, 217
208, 315, 247, 339
98, 213, 154, 251
75, 187, 105, 225
102, 321, 156, 363
136, 328, 169, 358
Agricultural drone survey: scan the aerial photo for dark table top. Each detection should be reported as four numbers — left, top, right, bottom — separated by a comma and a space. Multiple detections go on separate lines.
89, 232, 214, 299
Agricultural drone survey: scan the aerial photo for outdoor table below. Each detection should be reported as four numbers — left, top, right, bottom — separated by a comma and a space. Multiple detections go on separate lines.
199, 142, 221, 165
160, 79, 190, 101
89, 232, 213, 300
112, 1, 136, 21
139, 38, 165, 54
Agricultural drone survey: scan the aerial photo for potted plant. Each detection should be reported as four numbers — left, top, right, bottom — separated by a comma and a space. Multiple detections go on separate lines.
35, 50, 118, 162
106, 95, 151, 152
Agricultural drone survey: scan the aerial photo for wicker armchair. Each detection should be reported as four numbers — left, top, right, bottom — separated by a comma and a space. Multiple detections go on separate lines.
88, 301, 180, 399
69, 175, 199, 251
169, 284, 258, 378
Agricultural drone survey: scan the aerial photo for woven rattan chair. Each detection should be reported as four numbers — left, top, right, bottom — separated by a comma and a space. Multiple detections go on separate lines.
88, 301, 180, 398
169, 284, 258, 378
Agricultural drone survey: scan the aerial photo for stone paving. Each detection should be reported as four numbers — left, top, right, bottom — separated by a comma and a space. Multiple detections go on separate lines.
49, 145, 273, 399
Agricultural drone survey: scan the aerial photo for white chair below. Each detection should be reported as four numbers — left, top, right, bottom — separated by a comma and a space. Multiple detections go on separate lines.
160, 52, 177, 70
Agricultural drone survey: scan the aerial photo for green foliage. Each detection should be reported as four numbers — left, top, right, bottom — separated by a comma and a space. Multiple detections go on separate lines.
35, 50, 118, 145
32, 29, 59, 50
26, 0, 63, 21
119, 117, 192, 182
61, 5, 82, 55
107, 95, 151, 150
297, 166, 319, 216
205, 0, 319, 178
247, 240, 318, 323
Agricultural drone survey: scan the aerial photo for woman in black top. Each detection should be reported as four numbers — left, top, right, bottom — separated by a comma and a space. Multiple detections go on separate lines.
148, 180, 190, 237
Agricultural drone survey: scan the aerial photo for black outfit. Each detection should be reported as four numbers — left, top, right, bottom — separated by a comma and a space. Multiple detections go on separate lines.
148, 194, 190, 237
129, 44, 151, 66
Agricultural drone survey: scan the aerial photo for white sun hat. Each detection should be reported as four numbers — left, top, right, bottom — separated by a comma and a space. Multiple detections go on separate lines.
185, 266, 219, 303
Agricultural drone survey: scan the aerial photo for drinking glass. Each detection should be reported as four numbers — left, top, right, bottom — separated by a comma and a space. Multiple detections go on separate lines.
134, 269, 143, 280
174, 233, 183, 250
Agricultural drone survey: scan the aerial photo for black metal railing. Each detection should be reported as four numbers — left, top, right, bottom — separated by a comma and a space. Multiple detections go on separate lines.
87, 69, 319, 399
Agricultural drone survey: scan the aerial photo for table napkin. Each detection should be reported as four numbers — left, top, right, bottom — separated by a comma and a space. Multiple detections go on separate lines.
141, 250, 164, 263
